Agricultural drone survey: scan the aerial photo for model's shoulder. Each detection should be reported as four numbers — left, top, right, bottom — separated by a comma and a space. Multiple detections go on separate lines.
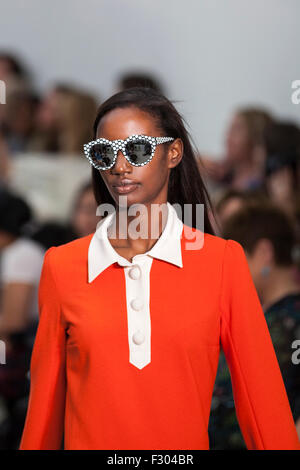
201, 232, 245, 258
202, 231, 228, 248
181, 226, 228, 256
45, 233, 94, 265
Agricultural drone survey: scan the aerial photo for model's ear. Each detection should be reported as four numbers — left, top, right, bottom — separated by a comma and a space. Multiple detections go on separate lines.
167, 138, 184, 169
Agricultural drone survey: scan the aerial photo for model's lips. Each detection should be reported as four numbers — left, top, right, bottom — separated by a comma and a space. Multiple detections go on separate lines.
112, 180, 141, 194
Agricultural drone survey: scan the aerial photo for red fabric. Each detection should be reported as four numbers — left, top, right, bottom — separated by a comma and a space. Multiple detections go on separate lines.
19, 230, 300, 449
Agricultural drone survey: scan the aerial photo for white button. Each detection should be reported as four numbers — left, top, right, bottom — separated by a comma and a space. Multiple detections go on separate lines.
132, 330, 145, 345
129, 266, 141, 280
130, 298, 144, 311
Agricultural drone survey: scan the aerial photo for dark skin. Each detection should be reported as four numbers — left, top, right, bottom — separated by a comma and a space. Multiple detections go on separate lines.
96, 107, 183, 262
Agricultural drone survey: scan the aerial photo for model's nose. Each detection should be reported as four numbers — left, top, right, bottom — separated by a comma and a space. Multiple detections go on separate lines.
111, 150, 131, 173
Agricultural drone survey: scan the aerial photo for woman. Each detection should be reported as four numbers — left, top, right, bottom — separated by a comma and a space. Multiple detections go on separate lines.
30, 84, 98, 154
0, 190, 45, 341
264, 121, 300, 218
19, 87, 300, 450
69, 181, 101, 238
202, 107, 273, 192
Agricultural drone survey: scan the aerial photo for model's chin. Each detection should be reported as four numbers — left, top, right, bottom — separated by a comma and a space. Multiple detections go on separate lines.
112, 190, 144, 209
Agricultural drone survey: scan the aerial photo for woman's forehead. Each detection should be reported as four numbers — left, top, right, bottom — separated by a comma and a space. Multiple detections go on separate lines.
96, 107, 159, 140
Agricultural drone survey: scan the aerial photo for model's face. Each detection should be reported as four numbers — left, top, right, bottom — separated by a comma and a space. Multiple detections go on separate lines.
96, 107, 183, 208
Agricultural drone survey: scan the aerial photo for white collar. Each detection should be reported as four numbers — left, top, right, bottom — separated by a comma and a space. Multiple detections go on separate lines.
88, 202, 183, 283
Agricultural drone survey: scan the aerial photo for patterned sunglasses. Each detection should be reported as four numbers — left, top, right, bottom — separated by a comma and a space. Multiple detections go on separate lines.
83, 134, 174, 171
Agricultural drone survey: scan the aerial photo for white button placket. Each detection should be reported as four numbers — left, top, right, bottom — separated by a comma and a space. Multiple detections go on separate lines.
123, 256, 153, 370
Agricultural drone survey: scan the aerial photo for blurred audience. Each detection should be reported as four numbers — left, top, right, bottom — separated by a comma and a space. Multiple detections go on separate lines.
0, 90, 40, 153
29, 181, 101, 249
209, 202, 300, 448
0, 189, 45, 449
68, 181, 101, 238
1, 50, 300, 450
0, 51, 31, 94
214, 188, 268, 229
30, 221, 75, 250
0, 133, 11, 185
203, 107, 273, 192
263, 121, 300, 219
30, 84, 98, 154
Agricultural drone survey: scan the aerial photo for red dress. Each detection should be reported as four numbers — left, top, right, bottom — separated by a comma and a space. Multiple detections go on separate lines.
19, 227, 300, 449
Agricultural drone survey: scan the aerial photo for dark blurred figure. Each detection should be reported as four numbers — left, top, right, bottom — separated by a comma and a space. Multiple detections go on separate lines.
264, 121, 300, 219
0, 52, 32, 132
0, 189, 45, 449
0, 132, 11, 186
215, 188, 268, 230
30, 182, 100, 250
0, 89, 40, 153
31, 220, 76, 250
117, 72, 163, 94
209, 202, 300, 448
202, 107, 273, 192
0, 52, 29, 85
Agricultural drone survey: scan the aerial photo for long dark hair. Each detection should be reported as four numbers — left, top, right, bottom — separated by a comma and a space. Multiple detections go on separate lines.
91, 87, 216, 235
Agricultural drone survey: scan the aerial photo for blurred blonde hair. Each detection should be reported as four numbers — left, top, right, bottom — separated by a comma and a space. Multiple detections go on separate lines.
56, 88, 98, 154
237, 107, 273, 148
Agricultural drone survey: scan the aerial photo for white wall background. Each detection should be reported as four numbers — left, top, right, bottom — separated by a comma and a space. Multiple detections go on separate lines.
1, 0, 300, 155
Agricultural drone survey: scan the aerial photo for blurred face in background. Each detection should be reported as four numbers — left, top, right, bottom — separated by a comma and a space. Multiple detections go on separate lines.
244, 238, 274, 299
225, 113, 252, 163
0, 58, 14, 81
266, 167, 295, 212
35, 89, 61, 131
217, 196, 245, 227
4, 93, 38, 137
71, 187, 101, 237
0, 230, 17, 250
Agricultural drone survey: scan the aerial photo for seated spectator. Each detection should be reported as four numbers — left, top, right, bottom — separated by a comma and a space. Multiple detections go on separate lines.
0, 89, 40, 153
209, 202, 300, 448
0, 131, 11, 186
30, 220, 76, 250
0, 189, 45, 448
0, 52, 29, 85
264, 120, 300, 218
202, 107, 273, 192
68, 181, 102, 238
214, 188, 268, 229
31, 84, 98, 154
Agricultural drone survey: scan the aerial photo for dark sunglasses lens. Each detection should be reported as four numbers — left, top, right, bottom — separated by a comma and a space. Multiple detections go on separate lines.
90, 143, 114, 169
125, 139, 152, 165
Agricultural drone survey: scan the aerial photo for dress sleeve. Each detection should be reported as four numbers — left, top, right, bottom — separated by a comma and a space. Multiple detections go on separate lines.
219, 239, 300, 450
19, 246, 66, 450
